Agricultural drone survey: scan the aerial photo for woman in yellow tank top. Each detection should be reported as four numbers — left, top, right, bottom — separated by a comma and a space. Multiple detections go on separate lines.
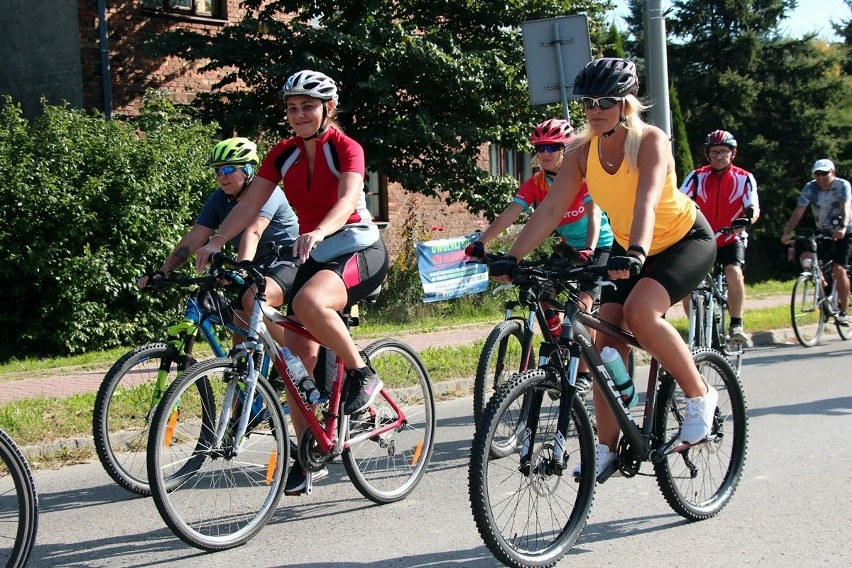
491, 58, 718, 477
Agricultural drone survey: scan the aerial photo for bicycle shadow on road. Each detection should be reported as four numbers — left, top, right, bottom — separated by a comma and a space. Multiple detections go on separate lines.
746, 395, 852, 418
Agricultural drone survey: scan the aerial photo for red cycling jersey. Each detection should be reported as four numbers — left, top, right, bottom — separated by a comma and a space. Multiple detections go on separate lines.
679, 164, 759, 246
257, 128, 370, 233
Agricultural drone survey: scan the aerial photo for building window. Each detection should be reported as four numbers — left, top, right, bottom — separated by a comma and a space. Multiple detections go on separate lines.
141, 1, 223, 19
364, 171, 388, 224
489, 144, 532, 184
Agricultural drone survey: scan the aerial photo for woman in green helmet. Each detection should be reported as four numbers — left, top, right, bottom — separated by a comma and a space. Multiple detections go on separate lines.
139, 137, 300, 329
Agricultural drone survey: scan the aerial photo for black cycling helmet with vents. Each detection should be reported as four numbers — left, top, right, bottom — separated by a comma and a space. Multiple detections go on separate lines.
573, 58, 639, 98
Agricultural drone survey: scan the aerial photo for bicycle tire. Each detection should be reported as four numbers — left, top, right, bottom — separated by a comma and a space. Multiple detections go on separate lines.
0, 428, 38, 568
474, 319, 529, 426
653, 348, 748, 520
469, 368, 596, 568
791, 273, 825, 347
343, 339, 435, 504
93, 342, 194, 496
147, 357, 287, 551
831, 279, 852, 340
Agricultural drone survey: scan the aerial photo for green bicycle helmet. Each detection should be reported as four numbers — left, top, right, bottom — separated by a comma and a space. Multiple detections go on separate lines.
207, 137, 259, 167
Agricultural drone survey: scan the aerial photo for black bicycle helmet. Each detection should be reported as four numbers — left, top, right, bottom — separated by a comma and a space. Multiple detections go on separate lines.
703, 130, 738, 153
572, 58, 639, 98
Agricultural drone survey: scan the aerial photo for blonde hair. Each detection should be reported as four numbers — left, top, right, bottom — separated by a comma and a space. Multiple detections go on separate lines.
568, 95, 650, 171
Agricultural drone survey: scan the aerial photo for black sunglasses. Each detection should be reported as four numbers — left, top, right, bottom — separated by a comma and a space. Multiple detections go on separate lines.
535, 144, 563, 154
814, 171, 831, 177
581, 96, 622, 110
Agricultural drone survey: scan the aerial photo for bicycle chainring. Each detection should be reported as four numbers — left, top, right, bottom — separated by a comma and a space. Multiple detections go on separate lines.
297, 429, 328, 472
616, 437, 641, 478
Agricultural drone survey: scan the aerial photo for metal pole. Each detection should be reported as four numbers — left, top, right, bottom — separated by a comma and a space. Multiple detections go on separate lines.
644, 0, 671, 138
552, 22, 570, 121
97, 0, 113, 119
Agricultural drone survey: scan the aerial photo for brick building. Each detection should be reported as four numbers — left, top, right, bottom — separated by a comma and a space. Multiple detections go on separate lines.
3, 1, 539, 260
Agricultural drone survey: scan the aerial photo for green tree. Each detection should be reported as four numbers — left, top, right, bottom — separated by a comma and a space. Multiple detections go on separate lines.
661, 0, 850, 279
669, 82, 694, 182
146, 0, 614, 219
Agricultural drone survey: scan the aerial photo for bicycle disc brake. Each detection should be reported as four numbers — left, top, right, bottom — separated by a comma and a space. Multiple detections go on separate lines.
297, 429, 329, 472
616, 437, 641, 478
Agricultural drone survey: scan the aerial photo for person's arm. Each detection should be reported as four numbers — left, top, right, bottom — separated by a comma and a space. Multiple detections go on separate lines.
584, 198, 601, 250
506, 148, 585, 260
745, 172, 760, 223
625, 127, 669, 261
138, 224, 212, 288
238, 215, 271, 261
194, 176, 278, 271
781, 204, 808, 244
478, 202, 526, 246
294, 171, 364, 263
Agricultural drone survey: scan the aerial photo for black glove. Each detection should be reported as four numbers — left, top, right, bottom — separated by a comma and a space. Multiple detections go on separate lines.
465, 241, 486, 259
489, 256, 518, 279
607, 255, 643, 275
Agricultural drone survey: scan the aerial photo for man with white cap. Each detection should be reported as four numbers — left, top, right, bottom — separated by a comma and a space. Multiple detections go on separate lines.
782, 159, 852, 324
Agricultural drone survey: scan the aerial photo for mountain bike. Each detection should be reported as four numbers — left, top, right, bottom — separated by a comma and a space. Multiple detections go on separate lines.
473, 252, 634, 450
686, 222, 749, 375
146, 252, 435, 551
0, 427, 38, 568
92, 267, 275, 496
469, 261, 747, 568
789, 230, 852, 347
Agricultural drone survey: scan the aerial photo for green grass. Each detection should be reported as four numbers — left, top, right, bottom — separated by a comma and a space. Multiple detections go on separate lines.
1, 279, 796, 466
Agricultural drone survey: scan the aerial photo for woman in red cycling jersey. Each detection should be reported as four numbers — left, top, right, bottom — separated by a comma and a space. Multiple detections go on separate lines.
195, 70, 388, 493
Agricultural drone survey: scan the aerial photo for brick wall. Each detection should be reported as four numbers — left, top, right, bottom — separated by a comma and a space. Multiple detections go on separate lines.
78, 0, 249, 115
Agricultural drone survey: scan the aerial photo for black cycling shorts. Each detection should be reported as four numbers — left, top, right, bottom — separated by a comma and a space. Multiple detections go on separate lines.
716, 240, 746, 269
602, 211, 716, 306
287, 238, 389, 315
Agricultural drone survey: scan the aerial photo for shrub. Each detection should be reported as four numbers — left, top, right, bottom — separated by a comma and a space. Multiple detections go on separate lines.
0, 93, 217, 360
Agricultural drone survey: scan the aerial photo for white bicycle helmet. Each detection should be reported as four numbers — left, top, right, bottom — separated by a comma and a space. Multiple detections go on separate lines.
281, 70, 339, 103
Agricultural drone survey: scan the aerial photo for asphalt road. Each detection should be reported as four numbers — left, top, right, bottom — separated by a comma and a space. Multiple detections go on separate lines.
24, 337, 852, 567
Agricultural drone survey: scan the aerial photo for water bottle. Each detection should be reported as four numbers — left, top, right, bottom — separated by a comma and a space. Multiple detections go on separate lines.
600, 347, 637, 409
280, 347, 320, 404
544, 309, 562, 337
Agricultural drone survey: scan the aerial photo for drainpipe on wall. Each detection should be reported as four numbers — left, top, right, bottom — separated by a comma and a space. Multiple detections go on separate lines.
97, 0, 113, 119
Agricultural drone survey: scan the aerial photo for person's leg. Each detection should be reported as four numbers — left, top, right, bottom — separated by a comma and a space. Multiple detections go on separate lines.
725, 264, 745, 319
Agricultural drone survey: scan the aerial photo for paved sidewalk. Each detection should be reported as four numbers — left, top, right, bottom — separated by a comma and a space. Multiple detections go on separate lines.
0, 293, 797, 405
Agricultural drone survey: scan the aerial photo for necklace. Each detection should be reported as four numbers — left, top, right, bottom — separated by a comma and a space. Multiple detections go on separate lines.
598, 139, 616, 168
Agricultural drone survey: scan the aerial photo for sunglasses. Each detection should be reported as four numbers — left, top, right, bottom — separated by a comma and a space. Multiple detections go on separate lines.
581, 96, 622, 110
214, 165, 241, 176
708, 149, 733, 158
535, 144, 563, 154
814, 171, 831, 177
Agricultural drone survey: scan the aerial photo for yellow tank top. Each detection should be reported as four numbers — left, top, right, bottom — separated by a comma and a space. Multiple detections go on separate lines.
585, 136, 695, 255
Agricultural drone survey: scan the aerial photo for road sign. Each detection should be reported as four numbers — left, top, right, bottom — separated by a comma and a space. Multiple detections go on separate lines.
522, 15, 592, 109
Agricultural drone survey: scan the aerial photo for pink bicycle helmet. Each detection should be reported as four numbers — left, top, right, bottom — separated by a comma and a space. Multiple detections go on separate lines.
531, 119, 574, 146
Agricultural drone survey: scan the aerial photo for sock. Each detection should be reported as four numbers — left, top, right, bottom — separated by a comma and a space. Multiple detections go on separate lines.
730, 317, 742, 327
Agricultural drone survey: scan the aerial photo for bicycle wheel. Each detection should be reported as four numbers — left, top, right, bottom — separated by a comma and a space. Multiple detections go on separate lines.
474, 319, 529, 425
653, 348, 748, 520
831, 280, 852, 340
343, 339, 435, 504
147, 357, 288, 551
0, 428, 38, 568
93, 342, 196, 496
469, 368, 596, 568
791, 272, 825, 347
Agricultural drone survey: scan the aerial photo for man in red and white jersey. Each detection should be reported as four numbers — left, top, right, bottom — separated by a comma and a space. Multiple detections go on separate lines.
680, 130, 760, 343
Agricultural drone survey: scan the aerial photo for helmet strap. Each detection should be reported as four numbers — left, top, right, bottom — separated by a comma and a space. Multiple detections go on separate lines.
301, 102, 331, 141
229, 174, 253, 202
603, 115, 626, 137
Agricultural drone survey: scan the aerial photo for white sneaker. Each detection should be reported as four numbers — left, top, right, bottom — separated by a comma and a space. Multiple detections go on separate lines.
680, 377, 719, 444
836, 312, 851, 326
728, 325, 751, 344
572, 443, 616, 478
